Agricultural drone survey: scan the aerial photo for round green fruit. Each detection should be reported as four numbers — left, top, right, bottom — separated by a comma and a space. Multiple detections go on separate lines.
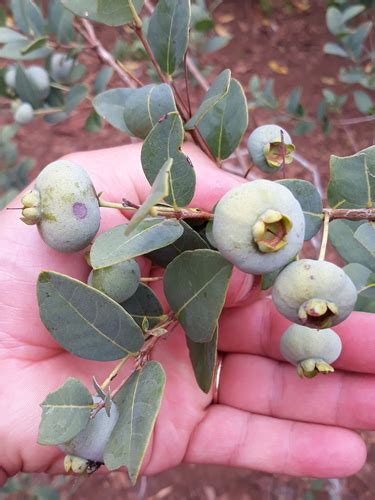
87, 260, 140, 303
272, 259, 357, 328
60, 397, 119, 464
50, 53, 75, 83
14, 102, 34, 125
26, 66, 50, 100
247, 124, 295, 173
21, 160, 100, 252
212, 180, 305, 274
5, 66, 16, 89
280, 324, 342, 378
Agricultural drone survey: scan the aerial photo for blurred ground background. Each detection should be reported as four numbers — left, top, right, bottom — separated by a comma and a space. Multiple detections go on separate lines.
1, 0, 375, 498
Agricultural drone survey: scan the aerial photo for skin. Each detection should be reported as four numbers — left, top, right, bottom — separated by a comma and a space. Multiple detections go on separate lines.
0, 142, 374, 485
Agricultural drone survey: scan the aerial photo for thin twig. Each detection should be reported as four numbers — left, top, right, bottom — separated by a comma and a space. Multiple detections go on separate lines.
293, 151, 324, 198
323, 207, 375, 221
101, 357, 129, 391
184, 52, 192, 117
318, 212, 330, 261
78, 19, 137, 89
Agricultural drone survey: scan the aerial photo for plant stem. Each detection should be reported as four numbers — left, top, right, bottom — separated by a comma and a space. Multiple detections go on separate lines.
140, 276, 163, 282
128, 0, 143, 28
101, 356, 129, 391
318, 212, 330, 260
323, 207, 375, 221
98, 199, 136, 211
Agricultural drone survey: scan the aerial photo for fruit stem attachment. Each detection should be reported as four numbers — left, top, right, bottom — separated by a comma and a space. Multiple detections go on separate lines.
318, 211, 330, 261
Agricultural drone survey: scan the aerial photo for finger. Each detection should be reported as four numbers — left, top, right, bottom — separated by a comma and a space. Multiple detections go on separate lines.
218, 298, 375, 374
219, 353, 375, 429
184, 405, 366, 478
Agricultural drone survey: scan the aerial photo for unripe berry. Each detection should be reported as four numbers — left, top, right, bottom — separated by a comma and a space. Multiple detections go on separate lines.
50, 53, 75, 83
14, 102, 34, 125
212, 180, 305, 274
247, 124, 295, 173
272, 259, 358, 328
21, 160, 100, 253
5, 66, 16, 89
280, 324, 342, 378
27, 66, 50, 100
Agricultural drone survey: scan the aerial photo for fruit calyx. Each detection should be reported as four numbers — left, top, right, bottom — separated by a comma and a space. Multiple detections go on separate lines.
297, 358, 335, 378
298, 298, 339, 328
20, 189, 41, 225
252, 209, 293, 253
64, 454, 101, 474
264, 140, 295, 168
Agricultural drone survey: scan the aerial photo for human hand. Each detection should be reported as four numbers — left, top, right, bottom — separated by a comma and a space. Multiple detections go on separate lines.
0, 142, 372, 485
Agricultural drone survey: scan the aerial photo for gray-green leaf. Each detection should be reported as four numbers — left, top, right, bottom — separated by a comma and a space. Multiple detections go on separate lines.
91, 218, 184, 269
93, 88, 134, 133
354, 222, 375, 255
126, 158, 172, 234
147, 219, 209, 267
104, 361, 166, 483
194, 78, 248, 160
187, 327, 218, 393
147, 0, 191, 75
97, 0, 144, 26
164, 249, 232, 342
121, 283, 164, 330
344, 263, 375, 299
11, 0, 45, 36
329, 220, 375, 271
38, 378, 93, 445
123, 84, 177, 139
277, 179, 323, 240
141, 112, 196, 206
327, 146, 375, 209
185, 69, 231, 130
37, 271, 144, 360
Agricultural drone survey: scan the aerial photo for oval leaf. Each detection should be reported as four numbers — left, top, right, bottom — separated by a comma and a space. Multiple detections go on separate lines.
147, 219, 209, 267
121, 283, 164, 329
38, 378, 93, 445
37, 271, 144, 360
123, 83, 177, 139
186, 326, 218, 393
328, 146, 375, 209
15, 65, 42, 108
141, 112, 196, 206
104, 361, 166, 484
93, 88, 134, 133
195, 78, 248, 160
164, 249, 233, 342
344, 263, 375, 298
277, 179, 323, 240
185, 69, 231, 130
354, 222, 375, 255
329, 220, 375, 271
97, 0, 144, 26
147, 0, 191, 75
125, 158, 173, 234
91, 218, 184, 269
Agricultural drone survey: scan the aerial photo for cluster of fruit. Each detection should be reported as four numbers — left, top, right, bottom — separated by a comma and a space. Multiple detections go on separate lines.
4, 53, 75, 125
19, 123, 359, 469
21, 124, 357, 381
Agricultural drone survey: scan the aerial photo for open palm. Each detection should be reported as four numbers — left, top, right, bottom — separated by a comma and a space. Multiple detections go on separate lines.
0, 143, 373, 485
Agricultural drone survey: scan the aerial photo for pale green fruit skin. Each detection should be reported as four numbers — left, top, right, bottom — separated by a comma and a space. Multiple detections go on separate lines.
60, 398, 119, 463
14, 102, 34, 125
35, 160, 100, 252
50, 53, 74, 83
272, 259, 358, 327
280, 324, 342, 365
27, 66, 50, 100
247, 124, 293, 173
5, 66, 16, 89
87, 260, 140, 303
212, 180, 305, 274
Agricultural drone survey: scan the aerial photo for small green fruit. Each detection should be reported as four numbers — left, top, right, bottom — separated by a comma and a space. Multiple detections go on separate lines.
14, 102, 34, 125
26, 66, 50, 100
247, 124, 295, 173
21, 160, 100, 252
272, 259, 357, 328
87, 260, 141, 303
5, 66, 16, 89
60, 397, 119, 464
50, 53, 75, 83
212, 180, 305, 274
280, 324, 342, 378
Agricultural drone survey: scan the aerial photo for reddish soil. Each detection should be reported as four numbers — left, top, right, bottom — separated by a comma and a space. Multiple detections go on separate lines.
1, 0, 375, 498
